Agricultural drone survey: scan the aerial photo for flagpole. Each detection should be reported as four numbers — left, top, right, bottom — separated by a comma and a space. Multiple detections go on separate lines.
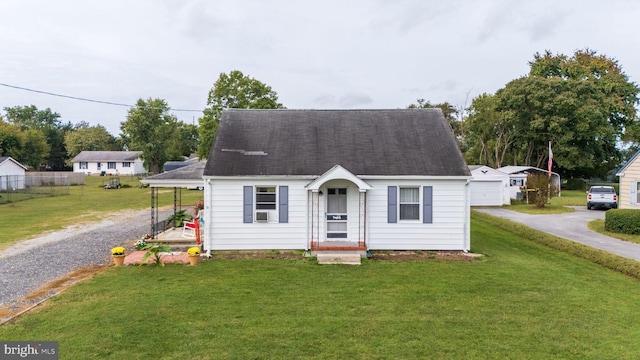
548, 141, 552, 202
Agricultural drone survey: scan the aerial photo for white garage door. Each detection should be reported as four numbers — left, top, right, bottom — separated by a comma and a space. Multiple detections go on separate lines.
470, 180, 503, 206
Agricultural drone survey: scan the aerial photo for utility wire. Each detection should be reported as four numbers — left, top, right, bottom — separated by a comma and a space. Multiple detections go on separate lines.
0, 82, 203, 112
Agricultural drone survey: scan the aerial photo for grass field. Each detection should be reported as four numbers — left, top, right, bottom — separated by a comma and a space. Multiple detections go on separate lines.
0, 176, 204, 250
589, 219, 640, 245
2, 213, 640, 359
508, 190, 585, 214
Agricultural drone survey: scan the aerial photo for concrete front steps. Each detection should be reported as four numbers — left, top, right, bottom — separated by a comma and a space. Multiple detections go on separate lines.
315, 251, 364, 265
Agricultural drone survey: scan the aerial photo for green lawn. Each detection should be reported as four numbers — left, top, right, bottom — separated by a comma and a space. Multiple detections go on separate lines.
508, 190, 586, 214
0, 176, 203, 250
2, 213, 640, 359
589, 219, 640, 245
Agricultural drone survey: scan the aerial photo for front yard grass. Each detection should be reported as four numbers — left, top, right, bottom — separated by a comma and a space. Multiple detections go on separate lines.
508, 190, 586, 214
0, 176, 203, 250
2, 213, 640, 359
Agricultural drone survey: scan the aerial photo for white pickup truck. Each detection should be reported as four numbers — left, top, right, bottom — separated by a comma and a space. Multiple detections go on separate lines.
587, 186, 618, 210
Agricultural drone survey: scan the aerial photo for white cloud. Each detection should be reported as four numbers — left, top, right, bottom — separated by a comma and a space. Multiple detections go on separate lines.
0, 0, 638, 135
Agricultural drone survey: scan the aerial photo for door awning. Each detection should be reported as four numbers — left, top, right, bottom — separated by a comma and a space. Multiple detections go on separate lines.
305, 164, 373, 192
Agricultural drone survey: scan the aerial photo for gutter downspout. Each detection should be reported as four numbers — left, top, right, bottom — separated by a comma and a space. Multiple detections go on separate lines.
464, 179, 471, 252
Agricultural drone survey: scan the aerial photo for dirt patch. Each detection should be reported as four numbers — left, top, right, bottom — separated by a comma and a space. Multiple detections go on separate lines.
209, 250, 483, 261
369, 250, 482, 261
210, 250, 305, 260
0, 266, 107, 325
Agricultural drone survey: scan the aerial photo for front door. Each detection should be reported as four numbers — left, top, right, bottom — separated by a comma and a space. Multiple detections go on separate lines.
326, 188, 347, 239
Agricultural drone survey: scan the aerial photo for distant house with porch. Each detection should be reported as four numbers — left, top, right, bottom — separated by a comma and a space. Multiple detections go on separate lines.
201, 109, 472, 254
72, 151, 145, 176
0, 156, 27, 190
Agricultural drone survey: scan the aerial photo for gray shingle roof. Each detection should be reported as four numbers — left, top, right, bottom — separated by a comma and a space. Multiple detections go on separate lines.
145, 160, 206, 181
204, 109, 470, 177
72, 151, 142, 162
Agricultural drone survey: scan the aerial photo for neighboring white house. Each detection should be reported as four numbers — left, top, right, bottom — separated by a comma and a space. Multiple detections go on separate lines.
469, 165, 510, 206
0, 156, 27, 190
202, 109, 472, 253
498, 166, 561, 199
616, 149, 640, 209
71, 151, 145, 176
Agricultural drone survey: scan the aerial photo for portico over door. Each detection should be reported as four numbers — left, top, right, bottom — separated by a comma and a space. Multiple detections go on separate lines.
326, 188, 347, 239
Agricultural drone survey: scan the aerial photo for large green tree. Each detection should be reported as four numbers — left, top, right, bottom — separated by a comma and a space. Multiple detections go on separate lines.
0, 119, 23, 159
120, 98, 178, 174
198, 70, 285, 158
3, 105, 72, 170
465, 49, 639, 178
64, 123, 120, 165
464, 93, 518, 168
20, 128, 51, 169
166, 122, 199, 160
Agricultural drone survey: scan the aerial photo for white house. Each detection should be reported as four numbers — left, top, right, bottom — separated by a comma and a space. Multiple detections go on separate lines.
498, 166, 561, 199
468, 165, 510, 206
71, 151, 145, 176
0, 156, 27, 190
202, 109, 472, 254
616, 149, 640, 209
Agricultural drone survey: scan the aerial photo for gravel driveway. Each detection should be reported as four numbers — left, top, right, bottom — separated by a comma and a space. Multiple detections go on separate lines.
476, 206, 640, 261
0, 209, 171, 309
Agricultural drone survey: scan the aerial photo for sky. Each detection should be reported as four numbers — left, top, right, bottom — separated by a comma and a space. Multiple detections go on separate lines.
1, 0, 639, 136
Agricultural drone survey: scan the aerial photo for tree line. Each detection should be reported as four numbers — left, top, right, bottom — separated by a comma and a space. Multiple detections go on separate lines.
1, 49, 638, 179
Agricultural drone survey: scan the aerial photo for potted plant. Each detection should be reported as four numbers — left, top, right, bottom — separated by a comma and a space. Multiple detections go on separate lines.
111, 246, 126, 266
165, 209, 193, 229
187, 246, 201, 266
134, 234, 151, 250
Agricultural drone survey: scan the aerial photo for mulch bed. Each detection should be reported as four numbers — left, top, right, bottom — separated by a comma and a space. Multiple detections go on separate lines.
208, 250, 481, 261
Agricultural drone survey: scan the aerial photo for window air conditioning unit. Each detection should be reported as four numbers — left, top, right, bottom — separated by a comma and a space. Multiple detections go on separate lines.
255, 211, 269, 222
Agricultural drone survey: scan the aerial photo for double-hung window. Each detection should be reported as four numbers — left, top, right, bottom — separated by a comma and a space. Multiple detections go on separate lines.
388, 185, 433, 224
122, 162, 131, 168
256, 187, 276, 210
399, 187, 420, 220
107, 162, 116, 169
79, 162, 88, 170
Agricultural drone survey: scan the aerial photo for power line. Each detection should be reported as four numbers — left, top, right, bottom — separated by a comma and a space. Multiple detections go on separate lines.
0, 82, 203, 112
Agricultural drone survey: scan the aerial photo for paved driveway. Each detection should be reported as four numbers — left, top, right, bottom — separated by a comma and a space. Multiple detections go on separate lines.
475, 206, 640, 262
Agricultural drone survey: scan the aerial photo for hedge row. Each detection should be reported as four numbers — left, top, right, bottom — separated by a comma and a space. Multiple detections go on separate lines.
605, 209, 640, 235
565, 178, 587, 191
473, 211, 640, 281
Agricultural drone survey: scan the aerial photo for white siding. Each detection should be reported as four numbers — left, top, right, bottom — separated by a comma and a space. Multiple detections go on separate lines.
204, 179, 308, 250
366, 179, 468, 251
0, 160, 25, 177
619, 159, 640, 209
73, 160, 145, 175
204, 177, 470, 252
0, 159, 26, 190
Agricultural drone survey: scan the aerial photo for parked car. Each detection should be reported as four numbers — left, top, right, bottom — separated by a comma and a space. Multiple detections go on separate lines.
587, 186, 617, 210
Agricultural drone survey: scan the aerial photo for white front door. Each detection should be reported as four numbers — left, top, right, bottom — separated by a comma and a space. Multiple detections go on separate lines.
326, 188, 347, 239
